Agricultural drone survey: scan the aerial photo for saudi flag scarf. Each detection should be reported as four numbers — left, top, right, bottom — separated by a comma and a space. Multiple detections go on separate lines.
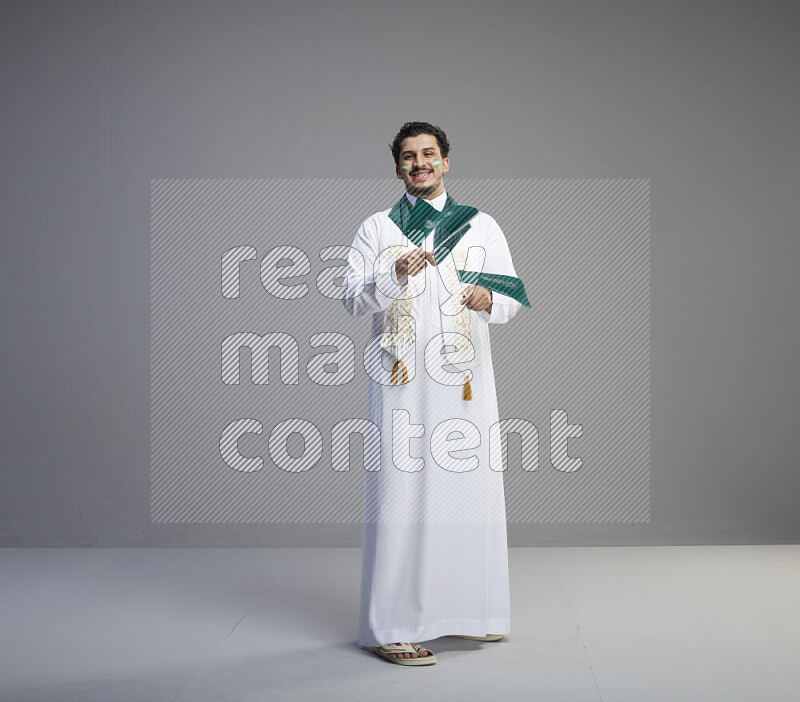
379, 193, 529, 400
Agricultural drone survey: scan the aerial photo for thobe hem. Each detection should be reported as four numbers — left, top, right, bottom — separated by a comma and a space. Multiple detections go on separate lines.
358, 617, 511, 648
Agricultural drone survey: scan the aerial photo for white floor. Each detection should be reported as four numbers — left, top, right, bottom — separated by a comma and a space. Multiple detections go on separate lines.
1, 545, 798, 701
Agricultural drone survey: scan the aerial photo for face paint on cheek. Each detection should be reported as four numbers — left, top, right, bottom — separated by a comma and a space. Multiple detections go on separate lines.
432, 159, 442, 168
401, 163, 411, 172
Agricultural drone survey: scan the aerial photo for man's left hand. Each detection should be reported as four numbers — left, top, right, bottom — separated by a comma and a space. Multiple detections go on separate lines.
460, 284, 492, 314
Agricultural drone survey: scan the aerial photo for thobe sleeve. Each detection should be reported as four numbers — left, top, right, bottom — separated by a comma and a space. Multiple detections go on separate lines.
341, 215, 408, 318
476, 215, 524, 325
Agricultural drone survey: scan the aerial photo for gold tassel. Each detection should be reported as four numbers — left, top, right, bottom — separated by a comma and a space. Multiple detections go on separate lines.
391, 360, 410, 385
462, 376, 473, 401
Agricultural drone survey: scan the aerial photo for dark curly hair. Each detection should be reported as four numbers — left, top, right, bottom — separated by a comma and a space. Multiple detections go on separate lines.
389, 122, 450, 166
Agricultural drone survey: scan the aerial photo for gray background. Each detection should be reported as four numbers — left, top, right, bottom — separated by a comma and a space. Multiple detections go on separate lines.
2, 0, 798, 546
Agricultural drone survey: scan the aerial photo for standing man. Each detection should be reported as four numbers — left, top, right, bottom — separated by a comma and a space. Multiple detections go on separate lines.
341, 122, 529, 666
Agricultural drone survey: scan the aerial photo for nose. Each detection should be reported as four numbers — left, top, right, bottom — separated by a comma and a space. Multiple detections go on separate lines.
413, 155, 428, 171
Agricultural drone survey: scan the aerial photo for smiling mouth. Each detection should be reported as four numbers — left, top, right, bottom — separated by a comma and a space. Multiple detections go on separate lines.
411, 170, 432, 179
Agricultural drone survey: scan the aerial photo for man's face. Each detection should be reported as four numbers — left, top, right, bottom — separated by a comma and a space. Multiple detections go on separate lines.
395, 133, 450, 199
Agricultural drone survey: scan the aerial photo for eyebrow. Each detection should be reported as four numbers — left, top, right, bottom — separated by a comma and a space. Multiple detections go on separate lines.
401, 148, 437, 156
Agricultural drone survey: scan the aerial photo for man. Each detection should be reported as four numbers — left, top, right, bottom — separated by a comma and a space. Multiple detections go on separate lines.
341, 122, 528, 665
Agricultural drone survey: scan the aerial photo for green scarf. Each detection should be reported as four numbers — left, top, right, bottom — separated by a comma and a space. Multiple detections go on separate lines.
387, 193, 531, 308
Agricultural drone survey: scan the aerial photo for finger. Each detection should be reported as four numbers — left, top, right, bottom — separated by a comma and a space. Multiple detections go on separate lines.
410, 255, 428, 276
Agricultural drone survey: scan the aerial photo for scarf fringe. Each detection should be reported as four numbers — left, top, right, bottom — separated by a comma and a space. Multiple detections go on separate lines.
392, 360, 472, 401
391, 360, 410, 385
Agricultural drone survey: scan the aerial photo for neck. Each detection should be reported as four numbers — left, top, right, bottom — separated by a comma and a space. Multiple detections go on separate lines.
408, 186, 444, 200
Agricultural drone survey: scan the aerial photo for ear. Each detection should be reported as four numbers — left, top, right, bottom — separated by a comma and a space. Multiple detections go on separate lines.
395, 165, 403, 179
441, 157, 450, 174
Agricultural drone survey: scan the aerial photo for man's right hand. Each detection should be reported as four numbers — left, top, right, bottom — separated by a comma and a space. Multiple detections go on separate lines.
394, 248, 436, 279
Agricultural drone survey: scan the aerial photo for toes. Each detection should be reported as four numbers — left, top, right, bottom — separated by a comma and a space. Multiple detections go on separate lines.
382, 643, 429, 660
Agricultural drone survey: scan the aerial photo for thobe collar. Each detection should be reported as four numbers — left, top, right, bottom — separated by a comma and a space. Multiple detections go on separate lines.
404, 189, 448, 212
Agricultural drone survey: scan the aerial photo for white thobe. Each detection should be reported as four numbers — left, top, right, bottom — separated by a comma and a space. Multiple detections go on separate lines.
341, 189, 523, 648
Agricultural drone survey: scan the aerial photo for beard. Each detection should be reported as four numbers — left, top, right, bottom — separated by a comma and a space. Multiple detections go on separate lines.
407, 172, 439, 196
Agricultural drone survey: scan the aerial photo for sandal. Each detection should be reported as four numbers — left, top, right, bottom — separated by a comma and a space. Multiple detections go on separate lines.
372, 642, 437, 666
412, 643, 437, 661
451, 634, 504, 641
